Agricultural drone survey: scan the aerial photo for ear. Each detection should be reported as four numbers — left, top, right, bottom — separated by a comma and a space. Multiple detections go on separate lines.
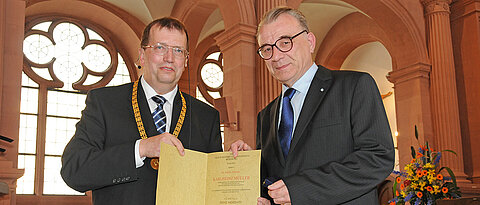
307, 32, 316, 53
138, 48, 145, 65
184, 56, 189, 67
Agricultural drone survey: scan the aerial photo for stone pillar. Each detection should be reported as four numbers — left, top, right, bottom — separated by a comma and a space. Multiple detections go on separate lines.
215, 23, 257, 148
387, 63, 434, 169
451, 0, 480, 185
421, 0, 468, 181
0, 0, 26, 204
255, 0, 286, 111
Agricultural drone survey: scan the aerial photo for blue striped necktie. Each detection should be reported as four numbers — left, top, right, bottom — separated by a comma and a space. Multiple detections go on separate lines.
152, 95, 167, 134
279, 88, 296, 159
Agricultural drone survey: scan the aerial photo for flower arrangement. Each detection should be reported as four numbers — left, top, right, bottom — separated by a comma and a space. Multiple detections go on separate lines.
389, 126, 461, 205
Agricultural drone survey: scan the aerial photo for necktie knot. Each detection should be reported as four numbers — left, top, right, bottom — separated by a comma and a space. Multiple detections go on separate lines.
152, 95, 166, 105
284, 88, 296, 100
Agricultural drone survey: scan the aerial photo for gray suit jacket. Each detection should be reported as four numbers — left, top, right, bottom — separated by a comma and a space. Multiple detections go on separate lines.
61, 81, 222, 205
256, 66, 395, 204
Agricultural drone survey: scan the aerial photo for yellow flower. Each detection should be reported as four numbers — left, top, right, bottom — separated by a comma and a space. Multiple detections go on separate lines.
419, 181, 426, 191
433, 185, 441, 194
424, 163, 435, 169
411, 182, 419, 189
413, 176, 419, 182
427, 174, 435, 183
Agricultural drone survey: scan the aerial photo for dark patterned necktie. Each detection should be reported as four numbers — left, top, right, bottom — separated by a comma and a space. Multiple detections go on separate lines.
152, 95, 167, 134
279, 88, 296, 159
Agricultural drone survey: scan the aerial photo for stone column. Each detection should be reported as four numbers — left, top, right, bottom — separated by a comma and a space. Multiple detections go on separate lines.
451, 0, 480, 185
387, 63, 434, 169
0, 0, 26, 204
421, 0, 468, 181
215, 23, 257, 148
255, 0, 286, 111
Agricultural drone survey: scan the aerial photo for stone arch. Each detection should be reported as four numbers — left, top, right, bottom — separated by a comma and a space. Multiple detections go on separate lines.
288, 0, 428, 70
316, 12, 392, 70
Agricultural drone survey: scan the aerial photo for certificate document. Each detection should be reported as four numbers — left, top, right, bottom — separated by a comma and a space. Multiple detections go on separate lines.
156, 143, 261, 205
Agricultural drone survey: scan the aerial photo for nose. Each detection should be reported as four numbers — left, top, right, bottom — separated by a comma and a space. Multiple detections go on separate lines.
163, 48, 175, 63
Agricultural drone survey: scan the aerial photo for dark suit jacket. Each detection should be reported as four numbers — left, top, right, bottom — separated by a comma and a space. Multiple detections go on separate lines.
256, 66, 395, 204
61, 81, 222, 205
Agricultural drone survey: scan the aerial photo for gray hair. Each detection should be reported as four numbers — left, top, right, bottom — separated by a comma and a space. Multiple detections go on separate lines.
257, 6, 309, 39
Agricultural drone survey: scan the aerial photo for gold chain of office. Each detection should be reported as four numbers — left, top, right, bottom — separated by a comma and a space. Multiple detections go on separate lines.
131, 80, 187, 170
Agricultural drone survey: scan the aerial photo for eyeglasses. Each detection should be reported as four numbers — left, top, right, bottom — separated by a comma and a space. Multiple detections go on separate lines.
257, 30, 307, 60
142, 43, 189, 58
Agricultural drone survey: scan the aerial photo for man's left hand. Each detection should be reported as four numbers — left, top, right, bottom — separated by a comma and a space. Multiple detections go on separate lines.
267, 180, 291, 204
228, 139, 252, 158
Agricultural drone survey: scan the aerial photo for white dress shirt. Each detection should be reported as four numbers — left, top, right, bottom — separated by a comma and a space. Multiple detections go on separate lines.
278, 63, 318, 139
134, 77, 178, 168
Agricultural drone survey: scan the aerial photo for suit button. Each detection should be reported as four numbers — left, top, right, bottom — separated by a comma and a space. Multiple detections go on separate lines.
126, 177, 130, 180
113, 179, 116, 183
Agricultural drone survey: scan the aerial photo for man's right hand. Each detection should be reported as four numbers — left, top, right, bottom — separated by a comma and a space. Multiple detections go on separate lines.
139, 132, 185, 157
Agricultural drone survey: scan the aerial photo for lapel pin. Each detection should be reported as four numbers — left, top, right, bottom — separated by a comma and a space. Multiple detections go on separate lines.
320, 88, 324, 92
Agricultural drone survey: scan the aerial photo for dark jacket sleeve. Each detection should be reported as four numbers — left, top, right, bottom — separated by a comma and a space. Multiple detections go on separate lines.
60, 89, 138, 192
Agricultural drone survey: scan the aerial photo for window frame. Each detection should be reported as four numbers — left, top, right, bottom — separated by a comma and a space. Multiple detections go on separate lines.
17, 16, 137, 204
196, 47, 224, 104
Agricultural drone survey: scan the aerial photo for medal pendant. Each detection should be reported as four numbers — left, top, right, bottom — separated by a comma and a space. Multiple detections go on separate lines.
150, 158, 159, 170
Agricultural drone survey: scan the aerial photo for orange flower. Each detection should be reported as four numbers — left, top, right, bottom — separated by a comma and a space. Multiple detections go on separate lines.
389, 201, 396, 205
396, 177, 401, 183
411, 159, 416, 163
400, 184, 405, 190
422, 170, 428, 176
417, 192, 423, 198
437, 174, 443, 180
442, 187, 448, 193
417, 152, 423, 158
427, 186, 433, 192
417, 170, 423, 177
396, 190, 399, 196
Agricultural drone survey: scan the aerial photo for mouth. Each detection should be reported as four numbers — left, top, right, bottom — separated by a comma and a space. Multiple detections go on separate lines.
160, 66, 174, 72
274, 63, 290, 71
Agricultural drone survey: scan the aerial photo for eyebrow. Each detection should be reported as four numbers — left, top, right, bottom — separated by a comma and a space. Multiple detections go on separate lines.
259, 34, 293, 47
153, 42, 185, 49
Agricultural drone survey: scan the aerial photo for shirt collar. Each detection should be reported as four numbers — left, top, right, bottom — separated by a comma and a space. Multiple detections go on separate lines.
282, 63, 318, 95
141, 76, 178, 104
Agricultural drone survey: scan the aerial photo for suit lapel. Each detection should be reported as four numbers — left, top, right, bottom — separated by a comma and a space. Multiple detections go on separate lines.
135, 81, 158, 138
170, 90, 182, 134
270, 96, 288, 166
288, 66, 333, 156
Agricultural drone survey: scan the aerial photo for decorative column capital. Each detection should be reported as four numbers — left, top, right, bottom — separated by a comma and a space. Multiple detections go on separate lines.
387, 62, 431, 84
214, 23, 257, 52
421, 0, 453, 15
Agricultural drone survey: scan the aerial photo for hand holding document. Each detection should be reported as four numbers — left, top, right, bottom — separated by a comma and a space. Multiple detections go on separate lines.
156, 143, 261, 205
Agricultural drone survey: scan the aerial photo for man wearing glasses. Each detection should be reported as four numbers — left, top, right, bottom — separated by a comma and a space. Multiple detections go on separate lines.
231, 7, 394, 205
61, 17, 223, 205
